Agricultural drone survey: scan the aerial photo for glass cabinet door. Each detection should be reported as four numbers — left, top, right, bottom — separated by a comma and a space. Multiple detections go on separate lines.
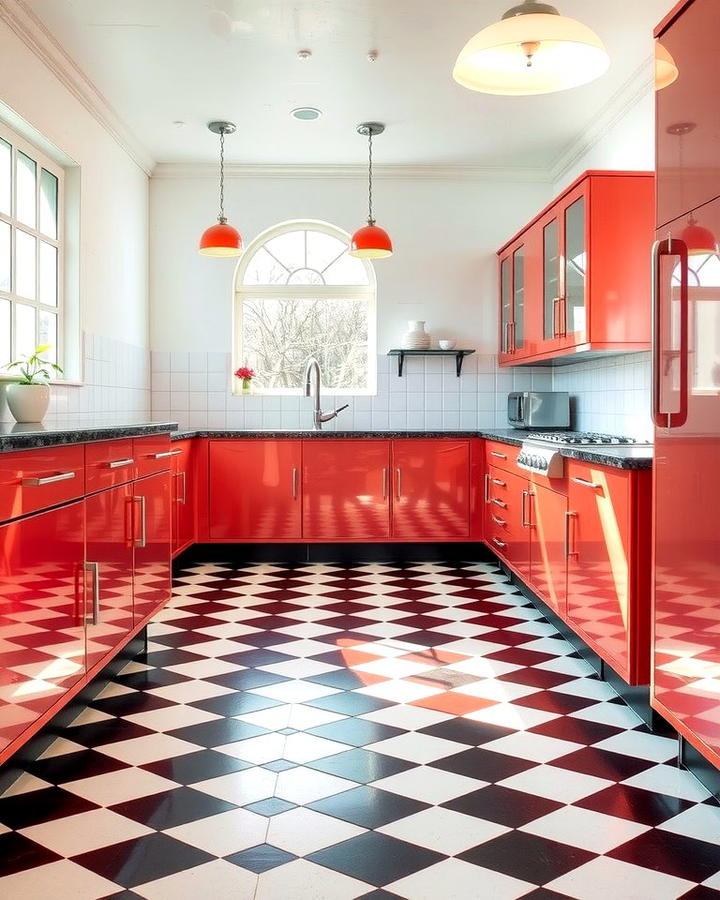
543, 218, 560, 339
513, 246, 524, 351
500, 256, 511, 353
564, 197, 587, 338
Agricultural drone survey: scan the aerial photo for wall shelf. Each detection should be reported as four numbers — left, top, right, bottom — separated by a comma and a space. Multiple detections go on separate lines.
387, 349, 475, 377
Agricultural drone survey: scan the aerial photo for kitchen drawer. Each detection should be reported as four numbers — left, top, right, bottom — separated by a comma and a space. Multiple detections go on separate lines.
85, 439, 136, 493
484, 440, 519, 474
133, 434, 176, 477
0, 445, 85, 522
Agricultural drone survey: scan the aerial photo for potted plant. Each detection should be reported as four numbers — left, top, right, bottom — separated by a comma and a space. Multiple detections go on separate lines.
234, 365, 255, 394
3, 344, 63, 423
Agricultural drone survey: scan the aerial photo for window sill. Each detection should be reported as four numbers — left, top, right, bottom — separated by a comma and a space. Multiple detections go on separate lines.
0, 375, 84, 387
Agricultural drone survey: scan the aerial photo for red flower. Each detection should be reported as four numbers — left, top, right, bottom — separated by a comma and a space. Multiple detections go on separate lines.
234, 366, 254, 380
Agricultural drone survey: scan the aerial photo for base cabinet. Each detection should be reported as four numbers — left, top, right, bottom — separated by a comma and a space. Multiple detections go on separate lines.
0, 500, 86, 758
132, 472, 172, 625
529, 483, 568, 619
172, 440, 195, 557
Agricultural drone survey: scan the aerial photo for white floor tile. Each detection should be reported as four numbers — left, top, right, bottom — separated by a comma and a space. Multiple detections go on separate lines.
379, 806, 508, 855
257, 658, 339, 679
592, 730, 678, 762
498, 764, 613, 803
216, 732, 286, 764
62, 767, 179, 806
359, 704, 452, 731
283, 732, 349, 763
147, 679, 234, 704
354, 680, 444, 704
165, 807, 269, 856
135, 859, 258, 900
193, 767, 277, 805
273, 765, 357, 804
463, 702, 559, 730
371, 765, 487, 804
98, 733, 201, 765
520, 805, 651, 853
547, 856, 695, 900
389, 858, 533, 900
125, 704, 220, 732
0, 860, 120, 900
249, 680, 340, 703
255, 859, 372, 900
20, 807, 154, 856
481, 731, 584, 763
658, 803, 720, 845
570, 702, 644, 729
266, 806, 366, 856
365, 732, 466, 764
621, 764, 712, 801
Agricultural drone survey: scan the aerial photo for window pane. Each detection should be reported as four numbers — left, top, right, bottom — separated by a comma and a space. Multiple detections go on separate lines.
40, 169, 58, 238
287, 268, 323, 285
0, 138, 10, 216
242, 296, 369, 391
243, 246, 289, 285
0, 298, 9, 367
15, 303, 36, 358
307, 230, 347, 272
15, 230, 36, 299
0, 220, 10, 293
38, 310, 57, 364
39, 241, 58, 306
16, 151, 37, 228
323, 253, 369, 285
264, 230, 305, 272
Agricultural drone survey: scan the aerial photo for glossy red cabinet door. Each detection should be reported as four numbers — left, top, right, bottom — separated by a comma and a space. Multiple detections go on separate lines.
209, 441, 302, 540
529, 483, 568, 619
566, 462, 633, 680
85, 484, 135, 672
393, 440, 469, 539
485, 466, 530, 581
303, 440, 390, 540
656, 0, 720, 228
132, 472, 172, 625
0, 500, 86, 758
172, 440, 195, 556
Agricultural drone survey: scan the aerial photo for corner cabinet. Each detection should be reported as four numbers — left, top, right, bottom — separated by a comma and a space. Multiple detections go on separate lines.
497, 171, 654, 365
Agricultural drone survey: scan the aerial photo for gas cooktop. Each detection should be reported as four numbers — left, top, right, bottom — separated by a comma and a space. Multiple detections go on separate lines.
525, 431, 640, 445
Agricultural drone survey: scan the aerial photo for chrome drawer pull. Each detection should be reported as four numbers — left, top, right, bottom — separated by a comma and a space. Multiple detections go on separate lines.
396, 467, 402, 500
484, 473, 490, 504
105, 458, 134, 469
492, 537, 507, 548
134, 495, 147, 548
490, 451, 507, 460
565, 510, 577, 558
22, 471, 76, 486
491, 514, 506, 526
152, 449, 182, 459
571, 476, 601, 490
292, 468, 299, 500
85, 561, 100, 624
382, 468, 388, 500
491, 498, 507, 508
177, 471, 187, 504
491, 478, 506, 487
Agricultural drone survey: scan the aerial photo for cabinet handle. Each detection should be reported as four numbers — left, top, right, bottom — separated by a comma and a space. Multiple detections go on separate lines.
483, 473, 490, 504
651, 237, 689, 428
134, 495, 147, 548
560, 297, 568, 337
492, 537, 507, 549
503, 321, 511, 353
491, 497, 507, 508
552, 297, 560, 337
22, 471, 76, 486
571, 476, 601, 490
382, 467, 388, 500
292, 467, 298, 499
396, 467, 402, 499
510, 321, 516, 353
490, 451, 507, 460
152, 449, 182, 459
491, 514, 506, 526
177, 471, 187, 504
564, 510, 576, 559
105, 457, 134, 469
85, 561, 100, 625
491, 477, 506, 487
521, 489, 528, 527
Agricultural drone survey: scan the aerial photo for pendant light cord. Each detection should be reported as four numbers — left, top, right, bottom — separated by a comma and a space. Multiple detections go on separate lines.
367, 129, 374, 226
218, 128, 226, 224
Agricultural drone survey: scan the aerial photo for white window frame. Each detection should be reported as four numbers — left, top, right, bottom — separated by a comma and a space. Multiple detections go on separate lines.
0, 120, 65, 374
233, 219, 377, 396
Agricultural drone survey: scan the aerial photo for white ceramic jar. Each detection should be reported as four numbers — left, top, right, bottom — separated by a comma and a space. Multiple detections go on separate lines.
5, 383, 51, 423
401, 320, 431, 350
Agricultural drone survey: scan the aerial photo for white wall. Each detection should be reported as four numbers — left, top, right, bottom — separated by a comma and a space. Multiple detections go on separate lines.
0, 17, 151, 423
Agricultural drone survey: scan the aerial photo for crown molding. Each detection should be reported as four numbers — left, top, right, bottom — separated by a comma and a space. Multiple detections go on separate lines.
0, 0, 155, 175
151, 162, 552, 182
549, 56, 655, 186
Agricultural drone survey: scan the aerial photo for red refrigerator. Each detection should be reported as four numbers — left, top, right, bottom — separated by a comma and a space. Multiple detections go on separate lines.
652, 0, 720, 774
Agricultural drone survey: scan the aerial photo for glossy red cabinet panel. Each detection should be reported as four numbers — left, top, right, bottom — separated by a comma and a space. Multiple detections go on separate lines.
485, 465, 530, 581
656, 0, 720, 228
209, 440, 302, 541
303, 441, 390, 540
132, 472, 172, 625
529, 483, 568, 619
0, 445, 85, 522
85, 439, 136, 493
392, 440, 470, 539
85, 484, 135, 672
133, 434, 174, 479
0, 500, 86, 757
172, 440, 195, 557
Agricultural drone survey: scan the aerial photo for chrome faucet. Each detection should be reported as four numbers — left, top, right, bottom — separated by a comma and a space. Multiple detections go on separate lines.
303, 356, 349, 430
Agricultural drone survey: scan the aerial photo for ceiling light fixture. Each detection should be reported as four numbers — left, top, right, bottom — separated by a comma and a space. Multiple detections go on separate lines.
291, 107, 322, 121
198, 121, 242, 257
667, 122, 718, 257
349, 122, 393, 259
654, 40, 679, 91
453, 0, 609, 96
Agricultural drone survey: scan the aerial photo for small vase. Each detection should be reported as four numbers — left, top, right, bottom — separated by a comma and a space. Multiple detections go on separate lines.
6, 383, 50, 423
241, 378, 252, 394
401, 320, 431, 350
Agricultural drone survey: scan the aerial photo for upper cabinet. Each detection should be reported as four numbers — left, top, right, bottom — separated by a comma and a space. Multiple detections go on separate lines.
497, 171, 654, 366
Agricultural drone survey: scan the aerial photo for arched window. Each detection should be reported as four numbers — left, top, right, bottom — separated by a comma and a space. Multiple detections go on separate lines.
234, 220, 376, 394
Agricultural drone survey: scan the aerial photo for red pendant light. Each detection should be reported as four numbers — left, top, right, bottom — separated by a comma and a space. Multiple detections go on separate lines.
349, 122, 393, 259
681, 215, 718, 256
199, 121, 243, 257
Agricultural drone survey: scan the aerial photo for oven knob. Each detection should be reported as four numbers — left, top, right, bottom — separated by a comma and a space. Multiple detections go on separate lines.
541, 458, 548, 470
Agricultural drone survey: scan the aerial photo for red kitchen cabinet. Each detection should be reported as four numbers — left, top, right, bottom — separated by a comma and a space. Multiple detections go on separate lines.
132, 471, 172, 625
656, 0, 720, 228
304, 440, 390, 541
485, 465, 530, 581
565, 461, 650, 684
84, 484, 135, 672
0, 500, 86, 758
498, 233, 536, 362
528, 482, 568, 619
392, 440, 470, 539
172, 440, 195, 557
208, 440, 302, 541
0, 445, 84, 522
498, 171, 654, 365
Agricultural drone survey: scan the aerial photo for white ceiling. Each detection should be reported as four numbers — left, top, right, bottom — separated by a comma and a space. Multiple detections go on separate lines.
26, 0, 671, 168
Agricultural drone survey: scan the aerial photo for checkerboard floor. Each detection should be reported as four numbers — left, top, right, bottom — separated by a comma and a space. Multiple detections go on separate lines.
1, 561, 719, 899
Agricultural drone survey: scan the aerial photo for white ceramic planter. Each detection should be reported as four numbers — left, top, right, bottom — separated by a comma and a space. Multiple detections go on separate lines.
6, 383, 50, 423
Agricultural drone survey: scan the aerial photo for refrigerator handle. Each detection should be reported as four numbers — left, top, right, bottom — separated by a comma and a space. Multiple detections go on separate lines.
652, 237, 689, 429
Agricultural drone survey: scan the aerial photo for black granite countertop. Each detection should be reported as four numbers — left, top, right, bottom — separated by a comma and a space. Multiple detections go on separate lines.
0, 421, 177, 453
171, 428, 652, 470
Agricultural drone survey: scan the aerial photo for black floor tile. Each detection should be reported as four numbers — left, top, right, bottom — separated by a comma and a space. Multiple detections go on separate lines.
205, 669, 290, 691
576, 783, 695, 826
551, 746, 657, 781
443, 783, 563, 827
529, 716, 624, 745
141, 749, 252, 784
244, 798, 296, 817
607, 829, 720, 882
306, 748, 415, 783
430, 747, 537, 782
305, 670, 376, 691
418, 718, 514, 746
166, 718, 268, 748
189, 692, 284, 717
459, 830, 593, 884
226, 843, 296, 873
65, 720, 153, 749
308, 785, 429, 829
0, 786, 98, 830
306, 692, 395, 716
0, 832, 62, 877
306, 718, 404, 747
109, 786, 237, 829
26, 748, 127, 785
